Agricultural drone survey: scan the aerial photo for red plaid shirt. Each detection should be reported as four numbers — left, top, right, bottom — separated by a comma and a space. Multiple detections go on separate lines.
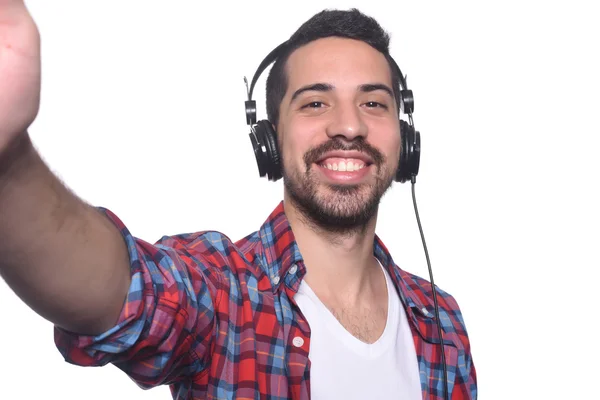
55, 201, 476, 399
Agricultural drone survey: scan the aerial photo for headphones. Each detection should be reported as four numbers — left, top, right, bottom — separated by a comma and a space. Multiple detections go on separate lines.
244, 41, 420, 183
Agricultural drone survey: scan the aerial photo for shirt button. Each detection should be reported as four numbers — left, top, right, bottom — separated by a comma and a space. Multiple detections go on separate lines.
292, 336, 304, 347
289, 264, 298, 275
273, 276, 280, 285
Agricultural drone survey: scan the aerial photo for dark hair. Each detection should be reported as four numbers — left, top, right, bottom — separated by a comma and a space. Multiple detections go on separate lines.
265, 8, 401, 128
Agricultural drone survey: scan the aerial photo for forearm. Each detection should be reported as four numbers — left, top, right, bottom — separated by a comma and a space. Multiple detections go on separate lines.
0, 133, 131, 335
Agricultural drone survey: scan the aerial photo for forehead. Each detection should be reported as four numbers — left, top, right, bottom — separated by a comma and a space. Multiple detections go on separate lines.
284, 37, 393, 91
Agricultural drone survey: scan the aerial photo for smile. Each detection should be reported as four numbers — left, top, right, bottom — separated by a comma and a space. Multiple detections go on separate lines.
314, 157, 372, 184
318, 158, 366, 172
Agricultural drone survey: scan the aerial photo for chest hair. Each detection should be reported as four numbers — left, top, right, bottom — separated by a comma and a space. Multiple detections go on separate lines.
327, 301, 388, 344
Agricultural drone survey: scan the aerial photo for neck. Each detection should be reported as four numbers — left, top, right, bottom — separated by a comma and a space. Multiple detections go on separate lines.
283, 194, 381, 301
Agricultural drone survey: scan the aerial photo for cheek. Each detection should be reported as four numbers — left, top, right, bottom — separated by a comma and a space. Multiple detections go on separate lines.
279, 133, 304, 174
372, 125, 402, 166
280, 123, 320, 168
390, 135, 402, 164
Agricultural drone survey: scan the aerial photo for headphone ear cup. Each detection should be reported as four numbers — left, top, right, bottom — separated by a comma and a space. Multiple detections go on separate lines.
250, 120, 282, 181
262, 120, 282, 181
396, 120, 421, 183
249, 122, 268, 179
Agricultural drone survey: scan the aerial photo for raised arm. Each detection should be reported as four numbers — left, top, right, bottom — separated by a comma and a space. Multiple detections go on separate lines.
0, 0, 135, 335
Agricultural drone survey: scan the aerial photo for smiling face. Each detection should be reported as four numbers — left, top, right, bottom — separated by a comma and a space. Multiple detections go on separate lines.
277, 37, 401, 232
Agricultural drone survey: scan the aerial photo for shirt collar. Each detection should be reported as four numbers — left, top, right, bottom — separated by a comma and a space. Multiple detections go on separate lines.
256, 201, 433, 319
373, 235, 435, 319
257, 201, 304, 288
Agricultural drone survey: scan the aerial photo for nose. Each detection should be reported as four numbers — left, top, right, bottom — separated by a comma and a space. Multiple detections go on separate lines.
325, 102, 367, 141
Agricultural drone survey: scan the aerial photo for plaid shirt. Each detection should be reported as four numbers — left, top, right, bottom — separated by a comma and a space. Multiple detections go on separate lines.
55, 201, 476, 399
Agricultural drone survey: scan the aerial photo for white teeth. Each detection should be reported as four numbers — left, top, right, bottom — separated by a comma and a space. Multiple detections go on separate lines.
320, 159, 366, 171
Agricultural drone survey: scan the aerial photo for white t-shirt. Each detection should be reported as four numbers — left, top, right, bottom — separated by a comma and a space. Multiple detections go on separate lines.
294, 261, 422, 399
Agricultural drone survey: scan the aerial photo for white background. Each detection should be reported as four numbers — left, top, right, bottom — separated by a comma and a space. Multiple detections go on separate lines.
1, 0, 599, 399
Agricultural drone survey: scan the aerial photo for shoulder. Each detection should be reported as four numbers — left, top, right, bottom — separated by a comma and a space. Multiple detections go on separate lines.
401, 270, 464, 319
399, 269, 477, 396
400, 268, 472, 349
154, 229, 264, 272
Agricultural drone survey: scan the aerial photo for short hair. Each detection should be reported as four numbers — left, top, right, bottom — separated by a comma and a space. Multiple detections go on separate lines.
265, 8, 402, 128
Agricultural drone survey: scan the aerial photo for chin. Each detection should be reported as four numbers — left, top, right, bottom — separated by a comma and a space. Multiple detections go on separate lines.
282, 160, 395, 233
286, 179, 383, 233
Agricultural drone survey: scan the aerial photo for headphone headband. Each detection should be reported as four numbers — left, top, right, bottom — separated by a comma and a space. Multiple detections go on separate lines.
244, 40, 414, 126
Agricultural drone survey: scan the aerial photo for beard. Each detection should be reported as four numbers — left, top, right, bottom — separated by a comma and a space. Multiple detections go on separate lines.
283, 137, 396, 236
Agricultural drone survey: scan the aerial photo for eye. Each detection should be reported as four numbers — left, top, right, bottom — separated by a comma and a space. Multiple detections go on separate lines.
302, 101, 324, 109
365, 101, 388, 109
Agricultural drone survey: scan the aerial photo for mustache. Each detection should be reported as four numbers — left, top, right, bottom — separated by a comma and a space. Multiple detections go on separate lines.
303, 137, 385, 168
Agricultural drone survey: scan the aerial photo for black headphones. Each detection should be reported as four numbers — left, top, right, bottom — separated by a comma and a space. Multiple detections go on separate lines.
244, 41, 420, 183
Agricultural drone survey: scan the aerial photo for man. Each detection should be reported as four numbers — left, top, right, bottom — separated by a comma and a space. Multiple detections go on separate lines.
0, 2, 476, 399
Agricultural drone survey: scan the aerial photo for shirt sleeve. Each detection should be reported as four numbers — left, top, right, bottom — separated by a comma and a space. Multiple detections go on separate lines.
458, 312, 477, 399
452, 338, 477, 399
444, 293, 477, 400
53, 207, 221, 389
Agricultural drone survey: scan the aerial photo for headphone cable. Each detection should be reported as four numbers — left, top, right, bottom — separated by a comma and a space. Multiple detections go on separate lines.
411, 175, 449, 400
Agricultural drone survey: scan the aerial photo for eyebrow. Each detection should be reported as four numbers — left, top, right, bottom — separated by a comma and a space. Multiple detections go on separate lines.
290, 83, 334, 103
289, 82, 394, 104
358, 83, 394, 99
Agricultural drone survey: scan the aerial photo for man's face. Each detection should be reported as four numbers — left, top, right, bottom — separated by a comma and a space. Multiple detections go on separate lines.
277, 37, 401, 231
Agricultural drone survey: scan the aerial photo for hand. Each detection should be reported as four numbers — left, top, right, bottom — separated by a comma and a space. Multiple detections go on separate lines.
0, 0, 41, 154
